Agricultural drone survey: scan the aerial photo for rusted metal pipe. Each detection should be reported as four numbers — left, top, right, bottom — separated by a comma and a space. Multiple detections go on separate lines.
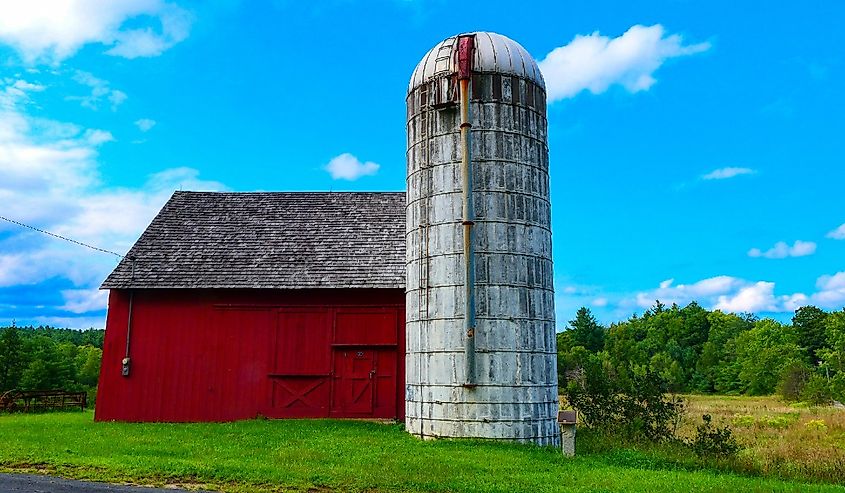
457, 35, 476, 386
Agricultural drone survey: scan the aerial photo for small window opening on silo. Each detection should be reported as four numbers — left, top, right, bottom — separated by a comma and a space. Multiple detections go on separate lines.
525, 81, 535, 108
492, 74, 502, 100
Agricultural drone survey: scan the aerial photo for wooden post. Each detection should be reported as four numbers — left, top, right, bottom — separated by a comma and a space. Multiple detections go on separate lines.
558, 410, 577, 457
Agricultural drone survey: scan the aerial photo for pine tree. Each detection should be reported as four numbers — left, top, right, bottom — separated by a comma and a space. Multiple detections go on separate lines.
568, 307, 606, 352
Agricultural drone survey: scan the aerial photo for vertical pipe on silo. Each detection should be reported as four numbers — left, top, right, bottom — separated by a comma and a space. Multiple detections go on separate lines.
457, 35, 476, 386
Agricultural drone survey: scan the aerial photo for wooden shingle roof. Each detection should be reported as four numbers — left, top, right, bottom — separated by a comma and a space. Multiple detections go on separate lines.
101, 191, 406, 289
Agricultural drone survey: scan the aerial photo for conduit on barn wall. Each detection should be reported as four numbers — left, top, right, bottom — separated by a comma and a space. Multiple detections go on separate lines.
457, 34, 477, 387
122, 257, 135, 377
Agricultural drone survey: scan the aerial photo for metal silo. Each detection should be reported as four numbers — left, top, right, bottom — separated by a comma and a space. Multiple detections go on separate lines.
406, 32, 559, 445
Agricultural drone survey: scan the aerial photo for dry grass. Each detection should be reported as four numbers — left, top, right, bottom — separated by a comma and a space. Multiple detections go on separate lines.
679, 395, 845, 482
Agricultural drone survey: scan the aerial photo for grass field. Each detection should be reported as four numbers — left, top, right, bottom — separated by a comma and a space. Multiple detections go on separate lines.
1, 406, 843, 493
678, 395, 845, 483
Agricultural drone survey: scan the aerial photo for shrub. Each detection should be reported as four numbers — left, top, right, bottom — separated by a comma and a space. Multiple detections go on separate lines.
779, 362, 810, 401
563, 352, 685, 442
831, 373, 845, 402
688, 414, 741, 458
800, 374, 833, 405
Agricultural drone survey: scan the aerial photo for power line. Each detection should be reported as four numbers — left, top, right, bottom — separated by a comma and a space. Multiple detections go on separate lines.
0, 215, 125, 259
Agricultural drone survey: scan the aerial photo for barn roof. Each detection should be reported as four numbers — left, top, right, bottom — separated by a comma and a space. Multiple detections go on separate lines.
101, 191, 406, 290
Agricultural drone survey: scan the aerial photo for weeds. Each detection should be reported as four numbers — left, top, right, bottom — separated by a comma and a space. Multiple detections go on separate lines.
687, 414, 741, 458
805, 419, 828, 432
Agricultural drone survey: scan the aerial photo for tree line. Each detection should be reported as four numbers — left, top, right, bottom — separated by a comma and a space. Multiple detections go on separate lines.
558, 303, 845, 403
0, 325, 104, 401
3, 303, 844, 407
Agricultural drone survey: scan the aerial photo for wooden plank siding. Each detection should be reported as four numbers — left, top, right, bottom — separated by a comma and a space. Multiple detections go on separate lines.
95, 288, 405, 422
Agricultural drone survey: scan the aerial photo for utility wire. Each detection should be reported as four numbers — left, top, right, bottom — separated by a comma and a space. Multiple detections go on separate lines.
0, 215, 125, 259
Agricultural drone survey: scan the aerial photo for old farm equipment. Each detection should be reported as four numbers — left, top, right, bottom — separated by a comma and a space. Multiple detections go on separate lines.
0, 390, 87, 413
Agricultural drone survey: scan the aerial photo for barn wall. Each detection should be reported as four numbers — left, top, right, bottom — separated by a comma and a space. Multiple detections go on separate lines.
95, 288, 405, 422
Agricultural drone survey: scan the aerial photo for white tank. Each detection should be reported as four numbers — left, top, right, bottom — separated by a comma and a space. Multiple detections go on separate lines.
405, 32, 559, 445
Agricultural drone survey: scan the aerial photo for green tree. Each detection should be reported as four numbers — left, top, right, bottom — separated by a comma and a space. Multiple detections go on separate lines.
695, 311, 753, 393
818, 310, 845, 400
566, 307, 606, 352
0, 326, 25, 391
19, 336, 76, 391
792, 306, 829, 362
75, 346, 103, 388
736, 319, 804, 395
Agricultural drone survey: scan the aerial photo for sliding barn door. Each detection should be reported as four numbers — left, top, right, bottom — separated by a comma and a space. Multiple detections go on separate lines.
268, 309, 332, 417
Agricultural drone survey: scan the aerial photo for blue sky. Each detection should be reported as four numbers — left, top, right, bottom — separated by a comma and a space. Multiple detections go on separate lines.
0, 0, 843, 329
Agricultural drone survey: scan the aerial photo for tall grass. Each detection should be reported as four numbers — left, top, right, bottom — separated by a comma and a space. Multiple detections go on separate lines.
679, 395, 845, 483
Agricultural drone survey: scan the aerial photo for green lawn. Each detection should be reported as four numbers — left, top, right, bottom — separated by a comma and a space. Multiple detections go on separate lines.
0, 411, 842, 493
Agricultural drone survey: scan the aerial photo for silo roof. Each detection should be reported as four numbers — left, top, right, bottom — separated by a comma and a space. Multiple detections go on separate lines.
408, 32, 545, 94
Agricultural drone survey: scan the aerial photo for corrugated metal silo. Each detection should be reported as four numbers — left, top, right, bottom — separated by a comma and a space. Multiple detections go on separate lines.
405, 32, 559, 445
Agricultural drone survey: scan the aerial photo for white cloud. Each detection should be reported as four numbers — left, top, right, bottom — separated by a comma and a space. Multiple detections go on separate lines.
714, 283, 811, 313
748, 240, 816, 259
60, 288, 109, 314
538, 24, 710, 102
591, 297, 608, 307
0, 1, 193, 63
84, 129, 115, 145
813, 272, 845, 308
714, 281, 781, 313
702, 167, 756, 180
11, 79, 45, 92
324, 153, 380, 180
826, 223, 845, 240
634, 276, 744, 308
627, 271, 845, 315
31, 315, 109, 329
0, 77, 224, 326
1, 77, 46, 109
818, 272, 845, 291
105, 3, 192, 59
135, 118, 156, 132
109, 90, 128, 109
67, 71, 127, 111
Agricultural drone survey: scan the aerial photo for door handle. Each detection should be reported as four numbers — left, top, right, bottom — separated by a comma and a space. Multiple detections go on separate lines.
369, 369, 376, 380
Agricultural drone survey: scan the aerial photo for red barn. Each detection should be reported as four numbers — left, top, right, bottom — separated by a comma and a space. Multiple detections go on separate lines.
95, 191, 406, 422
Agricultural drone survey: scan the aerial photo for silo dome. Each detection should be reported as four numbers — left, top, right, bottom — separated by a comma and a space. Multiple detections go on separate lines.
408, 32, 545, 93
405, 32, 559, 446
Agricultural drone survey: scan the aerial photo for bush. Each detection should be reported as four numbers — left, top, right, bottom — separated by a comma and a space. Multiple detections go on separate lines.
800, 374, 833, 405
563, 352, 685, 442
779, 363, 810, 401
687, 414, 741, 458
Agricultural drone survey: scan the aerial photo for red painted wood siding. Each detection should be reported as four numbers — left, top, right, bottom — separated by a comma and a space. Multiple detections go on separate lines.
95, 289, 405, 422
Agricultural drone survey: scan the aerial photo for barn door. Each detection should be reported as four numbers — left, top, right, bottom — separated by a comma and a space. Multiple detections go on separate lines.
332, 349, 375, 415
268, 309, 332, 418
